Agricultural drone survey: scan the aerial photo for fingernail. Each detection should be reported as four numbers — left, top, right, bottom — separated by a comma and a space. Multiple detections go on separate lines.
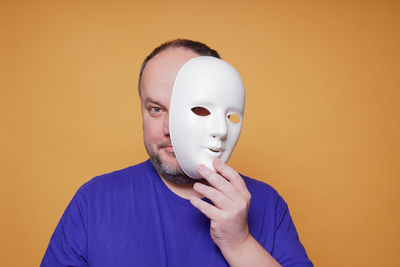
214, 158, 222, 166
193, 182, 200, 190
197, 164, 205, 171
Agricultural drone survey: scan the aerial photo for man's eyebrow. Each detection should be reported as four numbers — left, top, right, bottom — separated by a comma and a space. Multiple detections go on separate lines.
144, 97, 164, 107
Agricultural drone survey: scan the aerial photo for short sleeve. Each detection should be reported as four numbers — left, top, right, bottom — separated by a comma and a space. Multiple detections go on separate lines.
41, 191, 89, 267
272, 195, 313, 267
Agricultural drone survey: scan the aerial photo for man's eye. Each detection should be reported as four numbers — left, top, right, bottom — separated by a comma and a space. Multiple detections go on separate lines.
151, 107, 161, 112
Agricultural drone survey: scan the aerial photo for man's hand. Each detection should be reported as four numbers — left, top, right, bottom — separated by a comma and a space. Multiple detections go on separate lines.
189, 158, 281, 267
189, 158, 252, 251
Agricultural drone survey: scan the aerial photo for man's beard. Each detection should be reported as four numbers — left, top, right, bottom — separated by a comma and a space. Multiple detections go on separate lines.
148, 143, 196, 185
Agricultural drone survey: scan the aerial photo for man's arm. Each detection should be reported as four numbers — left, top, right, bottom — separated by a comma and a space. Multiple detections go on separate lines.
189, 158, 281, 267
41, 191, 89, 267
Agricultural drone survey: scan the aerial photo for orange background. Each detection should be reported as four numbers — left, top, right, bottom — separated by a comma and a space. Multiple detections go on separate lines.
2, 1, 399, 266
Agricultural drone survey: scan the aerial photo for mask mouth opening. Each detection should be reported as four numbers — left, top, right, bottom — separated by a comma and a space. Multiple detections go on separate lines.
209, 147, 225, 153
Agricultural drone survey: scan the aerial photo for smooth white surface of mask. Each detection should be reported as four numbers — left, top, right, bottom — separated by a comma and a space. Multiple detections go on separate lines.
169, 56, 245, 178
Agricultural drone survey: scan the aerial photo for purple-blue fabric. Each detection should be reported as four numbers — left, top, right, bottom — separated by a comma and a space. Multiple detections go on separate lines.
41, 160, 313, 266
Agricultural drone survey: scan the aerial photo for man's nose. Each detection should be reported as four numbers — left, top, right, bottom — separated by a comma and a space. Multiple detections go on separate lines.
163, 115, 170, 136
210, 115, 227, 140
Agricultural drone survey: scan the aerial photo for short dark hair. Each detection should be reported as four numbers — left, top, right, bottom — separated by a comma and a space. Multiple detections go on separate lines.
138, 39, 220, 93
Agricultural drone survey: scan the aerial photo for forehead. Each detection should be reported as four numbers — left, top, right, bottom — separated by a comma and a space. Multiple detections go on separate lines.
140, 48, 200, 104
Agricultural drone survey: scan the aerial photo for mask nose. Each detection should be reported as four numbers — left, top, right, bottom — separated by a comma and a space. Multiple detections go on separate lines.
210, 114, 227, 140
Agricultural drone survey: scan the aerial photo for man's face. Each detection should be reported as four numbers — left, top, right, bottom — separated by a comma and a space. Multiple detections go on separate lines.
139, 47, 199, 183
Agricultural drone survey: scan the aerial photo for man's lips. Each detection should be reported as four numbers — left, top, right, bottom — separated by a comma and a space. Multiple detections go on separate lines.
160, 145, 174, 153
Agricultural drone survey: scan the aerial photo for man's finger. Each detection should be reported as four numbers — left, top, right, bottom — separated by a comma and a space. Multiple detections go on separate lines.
189, 196, 220, 220
193, 182, 230, 209
197, 164, 236, 200
213, 158, 249, 196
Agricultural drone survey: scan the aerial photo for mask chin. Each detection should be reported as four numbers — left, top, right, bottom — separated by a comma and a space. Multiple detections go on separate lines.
169, 56, 245, 179
182, 150, 226, 179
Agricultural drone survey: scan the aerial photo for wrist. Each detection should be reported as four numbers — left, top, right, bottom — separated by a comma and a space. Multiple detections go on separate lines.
218, 235, 281, 267
218, 232, 253, 259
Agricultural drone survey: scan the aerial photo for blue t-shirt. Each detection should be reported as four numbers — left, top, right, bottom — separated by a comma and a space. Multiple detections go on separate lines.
41, 160, 313, 266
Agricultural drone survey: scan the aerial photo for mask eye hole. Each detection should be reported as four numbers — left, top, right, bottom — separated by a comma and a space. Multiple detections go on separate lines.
228, 114, 241, 123
191, 106, 211, 116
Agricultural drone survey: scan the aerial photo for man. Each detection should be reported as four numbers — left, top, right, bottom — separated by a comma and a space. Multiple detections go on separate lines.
41, 39, 313, 266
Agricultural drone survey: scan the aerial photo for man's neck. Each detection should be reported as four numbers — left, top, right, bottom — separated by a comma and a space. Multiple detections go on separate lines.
158, 174, 204, 200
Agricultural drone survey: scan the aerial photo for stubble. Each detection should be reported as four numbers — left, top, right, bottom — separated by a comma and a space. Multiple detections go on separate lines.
148, 143, 196, 185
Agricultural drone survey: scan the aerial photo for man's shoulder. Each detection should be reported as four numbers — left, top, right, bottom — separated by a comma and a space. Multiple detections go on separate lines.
241, 174, 286, 208
241, 174, 289, 228
241, 174, 278, 196
76, 160, 151, 196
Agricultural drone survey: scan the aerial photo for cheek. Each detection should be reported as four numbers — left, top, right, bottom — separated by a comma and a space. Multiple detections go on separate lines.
143, 118, 162, 143
225, 125, 241, 147
187, 122, 208, 142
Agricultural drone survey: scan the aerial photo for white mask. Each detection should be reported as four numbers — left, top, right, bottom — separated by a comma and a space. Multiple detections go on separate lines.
169, 56, 245, 179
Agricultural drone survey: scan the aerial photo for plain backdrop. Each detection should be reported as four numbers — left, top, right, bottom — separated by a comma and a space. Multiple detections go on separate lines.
1, 1, 399, 266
